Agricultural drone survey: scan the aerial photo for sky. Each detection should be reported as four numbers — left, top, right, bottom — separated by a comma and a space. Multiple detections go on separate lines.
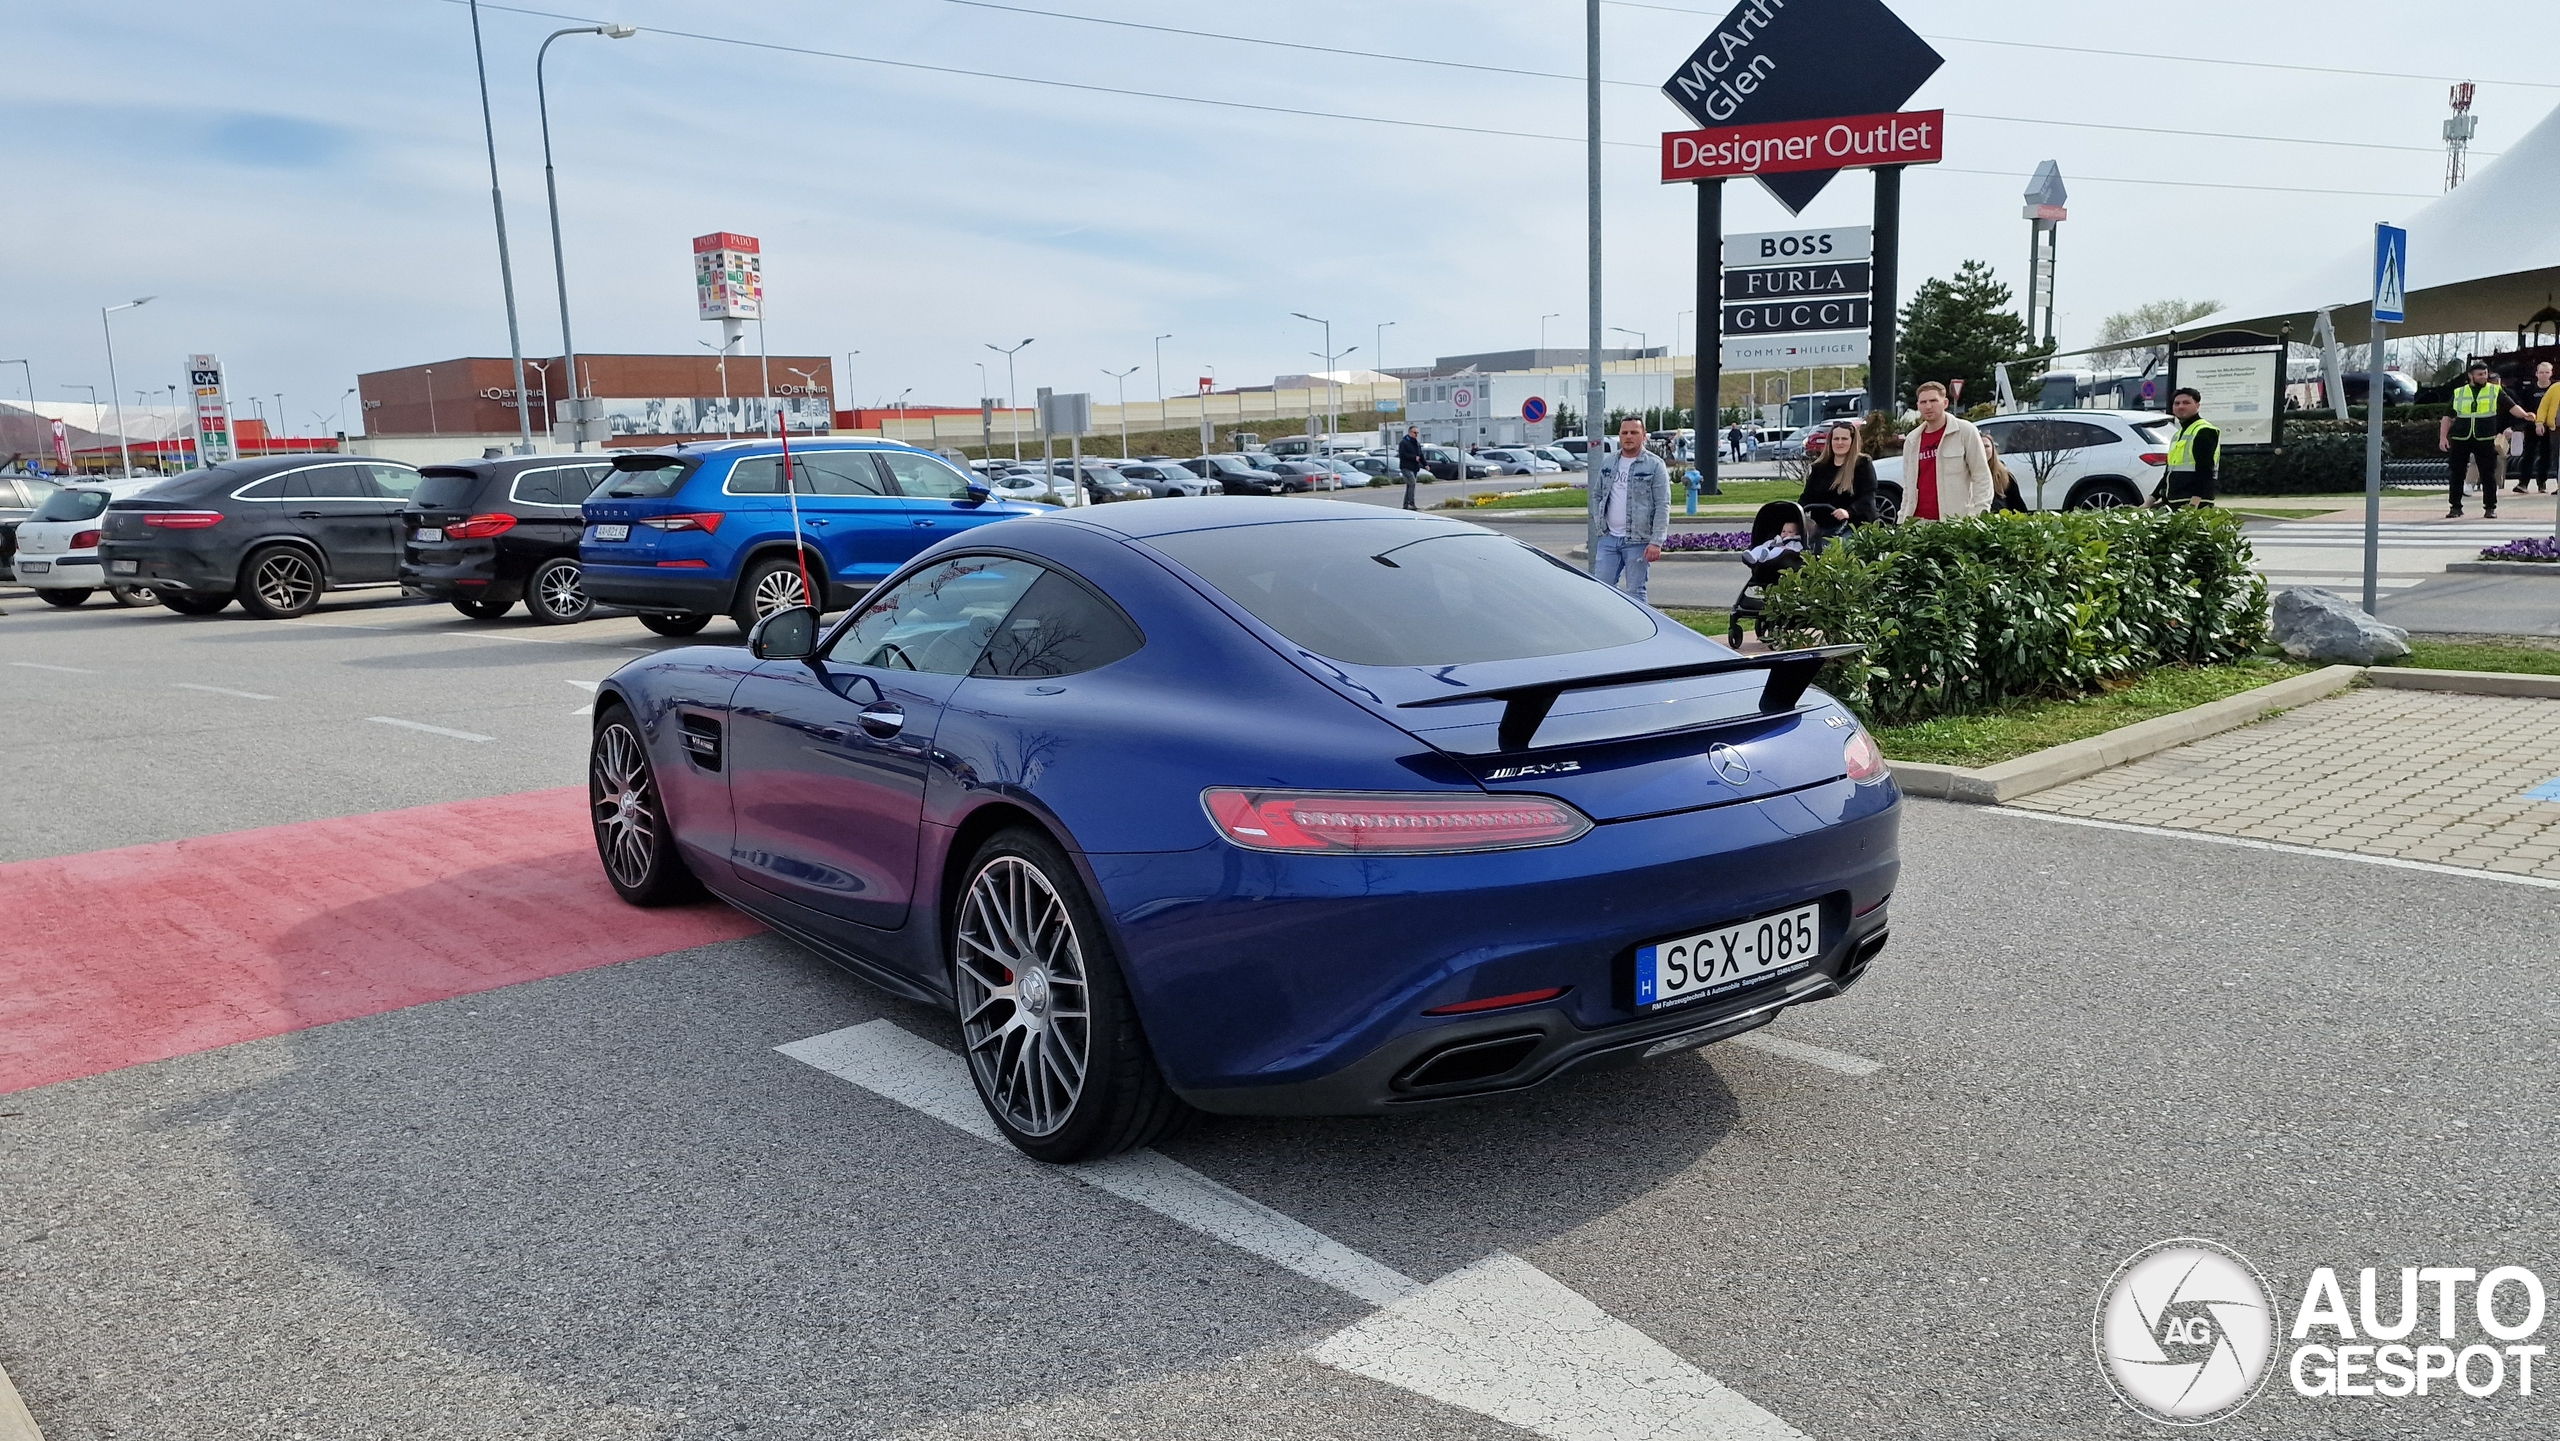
9, 0, 2550, 435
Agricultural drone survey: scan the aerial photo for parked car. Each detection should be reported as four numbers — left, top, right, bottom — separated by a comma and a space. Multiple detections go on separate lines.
1476, 448, 1561, 476
1301, 457, 1372, 488
1422, 446, 1497, 482
1748, 426, 1823, 463
1112, 462, 1215, 498
586, 499, 1899, 1161
1240, 452, 1287, 476
399, 456, 617, 623
1867, 410, 2172, 518
1265, 461, 1334, 493
1555, 437, 1596, 462
1182, 453, 1287, 495
987, 473, 1058, 502
1345, 454, 1400, 481
96, 455, 428, 618
1047, 461, 1148, 503
579, 439, 1038, 636
0, 473, 65, 582
11, 479, 167, 607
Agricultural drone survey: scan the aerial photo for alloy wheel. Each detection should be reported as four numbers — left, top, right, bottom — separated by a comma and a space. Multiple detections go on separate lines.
751, 566, 808, 618
591, 722, 659, 893
536, 561, 588, 617
955, 856, 1092, 1137
253, 552, 319, 612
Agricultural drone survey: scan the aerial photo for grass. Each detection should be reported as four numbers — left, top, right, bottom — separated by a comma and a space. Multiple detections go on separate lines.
1864, 659, 2317, 767
2390, 634, 2560, 675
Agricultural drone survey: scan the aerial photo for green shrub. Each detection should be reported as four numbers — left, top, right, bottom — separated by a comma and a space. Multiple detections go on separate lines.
1760, 508, 2269, 725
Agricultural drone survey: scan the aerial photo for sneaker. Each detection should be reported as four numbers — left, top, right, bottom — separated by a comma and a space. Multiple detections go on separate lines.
2447, 508, 2465, 518
2514, 485, 2530, 494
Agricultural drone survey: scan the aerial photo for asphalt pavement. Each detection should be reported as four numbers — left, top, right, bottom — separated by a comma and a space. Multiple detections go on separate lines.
4, 583, 2556, 1439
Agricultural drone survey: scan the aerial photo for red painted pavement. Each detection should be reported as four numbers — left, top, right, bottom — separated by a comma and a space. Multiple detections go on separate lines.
0, 787, 762, 1094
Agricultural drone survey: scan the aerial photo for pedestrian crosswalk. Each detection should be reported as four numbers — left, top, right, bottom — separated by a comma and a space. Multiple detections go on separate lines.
2243, 518, 2553, 592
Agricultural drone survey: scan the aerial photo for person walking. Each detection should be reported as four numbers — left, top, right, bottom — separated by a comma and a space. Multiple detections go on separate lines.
1728, 421, 1748, 462
1396, 424, 1426, 511
1896, 381, 1993, 520
1798, 421, 1877, 540
1588, 415, 1671, 601
2509, 360, 2552, 496
2151, 387, 2220, 506
2440, 358, 2503, 518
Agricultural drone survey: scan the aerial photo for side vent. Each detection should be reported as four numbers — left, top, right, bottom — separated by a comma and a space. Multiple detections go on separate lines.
679, 713, 723, 771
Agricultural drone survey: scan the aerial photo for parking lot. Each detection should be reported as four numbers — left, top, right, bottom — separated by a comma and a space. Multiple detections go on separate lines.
6, 585, 2556, 1440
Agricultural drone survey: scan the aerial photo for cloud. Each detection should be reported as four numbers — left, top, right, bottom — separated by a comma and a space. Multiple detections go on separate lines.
198, 113, 355, 170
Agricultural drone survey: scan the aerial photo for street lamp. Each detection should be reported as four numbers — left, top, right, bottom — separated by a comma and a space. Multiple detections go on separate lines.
1103, 365, 1140, 456
787, 365, 821, 437
63, 383, 99, 468
894, 386, 913, 443
101, 296, 153, 476
525, 358, 554, 442
1374, 321, 1396, 422
164, 384, 182, 468
1611, 327, 1647, 426
538, 21, 638, 454
1540, 312, 1561, 357
273, 394, 287, 444
423, 368, 440, 436
335, 386, 357, 440
985, 338, 1032, 459
1291, 312, 1340, 444
1152, 332, 1172, 425
698, 335, 741, 437
466, 0, 536, 453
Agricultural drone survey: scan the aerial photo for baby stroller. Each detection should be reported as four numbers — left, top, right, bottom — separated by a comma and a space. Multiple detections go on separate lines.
1727, 501, 1810, 647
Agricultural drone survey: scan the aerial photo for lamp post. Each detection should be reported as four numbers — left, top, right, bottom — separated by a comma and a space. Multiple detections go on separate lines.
538, 22, 638, 454
1374, 320, 1395, 422
787, 365, 821, 437
894, 386, 913, 443
1540, 312, 1560, 358
525, 358, 553, 443
1291, 312, 1338, 443
1152, 331, 1172, 429
1611, 327, 1646, 427
1103, 365, 1139, 456
986, 338, 1032, 459
164, 384, 182, 468
336, 386, 357, 441
698, 336, 740, 437
100, 296, 152, 476
247, 396, 266, 455
466, 0, 535, 454
424, 368, 439, 436
273, 394, 287, 445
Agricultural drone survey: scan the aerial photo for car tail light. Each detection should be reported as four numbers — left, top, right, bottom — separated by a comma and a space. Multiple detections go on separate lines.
444, 513, 517, 539
1201, 788, 1591, 854
1423, 987, 1569, 1016
2138, 451, 2167, 467
1843, 729, 1888, 785
143, 511, 223, 529
71, 529, 101, 549
637, 512, 725, 534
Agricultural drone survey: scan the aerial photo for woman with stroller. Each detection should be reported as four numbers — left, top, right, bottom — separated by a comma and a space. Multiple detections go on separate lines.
1797, 421, 1877, 541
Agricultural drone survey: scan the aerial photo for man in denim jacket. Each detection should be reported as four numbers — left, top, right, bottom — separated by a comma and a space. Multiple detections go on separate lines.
1587, 416, 1671, 601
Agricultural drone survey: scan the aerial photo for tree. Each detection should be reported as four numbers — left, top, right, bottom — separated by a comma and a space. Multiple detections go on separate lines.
1896, 261, 2046, 410
2089, 298, 2223, 370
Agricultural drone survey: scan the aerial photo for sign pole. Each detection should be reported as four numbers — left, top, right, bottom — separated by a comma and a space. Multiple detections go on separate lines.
1867, 164, 1903, 416
1696, 178, 1722, 497
1584, 0, 1606, 452
2364, 318, 2386, 615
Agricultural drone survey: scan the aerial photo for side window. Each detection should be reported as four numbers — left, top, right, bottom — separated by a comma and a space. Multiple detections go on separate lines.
975, 570, 1143, 678
799, 453, 887, 496
875, 451, 973, 500
828, 556, 1043, 675
2059, 422, 2119, 451
727, 457, 785, 494
239, 470, 314, 500
308, 465, 373, 498
365, 464, 422, 499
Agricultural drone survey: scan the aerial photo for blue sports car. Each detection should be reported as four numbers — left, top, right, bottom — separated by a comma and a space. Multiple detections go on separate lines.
588, 498, 1900, 1161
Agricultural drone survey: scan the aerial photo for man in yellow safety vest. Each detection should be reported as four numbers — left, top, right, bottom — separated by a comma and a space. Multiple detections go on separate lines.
2150, 386, 2219, 507
2438, 358, 2503, 519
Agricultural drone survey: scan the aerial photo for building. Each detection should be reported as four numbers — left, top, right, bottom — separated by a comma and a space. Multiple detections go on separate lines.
1402, 363, 1679, 447
1427, 346, 1659, 376
355, 354, 836, 453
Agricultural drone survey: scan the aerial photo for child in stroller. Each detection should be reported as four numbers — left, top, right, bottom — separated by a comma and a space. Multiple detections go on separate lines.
1727, 500, 1810, 647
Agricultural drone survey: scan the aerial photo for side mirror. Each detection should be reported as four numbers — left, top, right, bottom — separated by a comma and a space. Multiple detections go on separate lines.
964, 478, 992, 503
748, 605, 819, 661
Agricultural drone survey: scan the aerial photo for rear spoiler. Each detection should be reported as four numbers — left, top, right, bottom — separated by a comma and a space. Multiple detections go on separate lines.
1398, 644, 1863, 752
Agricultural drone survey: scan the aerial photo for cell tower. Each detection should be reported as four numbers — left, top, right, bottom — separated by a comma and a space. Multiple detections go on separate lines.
2444, 82, 2477, 191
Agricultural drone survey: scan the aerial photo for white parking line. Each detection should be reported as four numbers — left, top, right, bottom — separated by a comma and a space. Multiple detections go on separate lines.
1987, 808, 2560, 892
1727, 1031, 1881, 1077
9, 661, 94, 674
364, 716, 493, 743
172, 682, 277, 701
781, 1020, 1809, 1440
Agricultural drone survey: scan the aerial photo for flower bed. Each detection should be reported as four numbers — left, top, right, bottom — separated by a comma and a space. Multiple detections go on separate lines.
2480, 537, 2560, 562
1662, 531, 1750, 552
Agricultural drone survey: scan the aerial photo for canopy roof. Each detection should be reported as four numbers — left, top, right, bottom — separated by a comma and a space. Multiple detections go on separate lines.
2116, 97, 2560, 348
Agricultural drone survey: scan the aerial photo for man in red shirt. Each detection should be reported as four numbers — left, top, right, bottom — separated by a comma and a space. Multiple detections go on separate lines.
1896, 380, 1992, 520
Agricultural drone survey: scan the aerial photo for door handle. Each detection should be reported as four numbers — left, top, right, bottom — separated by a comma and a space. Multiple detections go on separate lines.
856, 704, 905, 736
295, 511, 323, 519
808, 518, 830, 526
912, 519, 936, 528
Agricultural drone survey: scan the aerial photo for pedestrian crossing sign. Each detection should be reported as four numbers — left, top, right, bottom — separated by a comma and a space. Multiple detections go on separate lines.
2372, 223, 2407, 324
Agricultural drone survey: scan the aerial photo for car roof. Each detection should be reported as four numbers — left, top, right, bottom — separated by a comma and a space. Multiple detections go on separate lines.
1042, 495, 1490, 542
418, 455, 617, 479
1991, 409, 2166, 425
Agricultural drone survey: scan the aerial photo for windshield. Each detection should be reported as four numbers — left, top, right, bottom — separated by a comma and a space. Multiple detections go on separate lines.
1149, 519, 1657, 667
602, 455, 697, 499
29, 488, 112, 523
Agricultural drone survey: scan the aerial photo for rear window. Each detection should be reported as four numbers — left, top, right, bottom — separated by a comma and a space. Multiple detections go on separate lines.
601, 455, 698, 499
413, 471, 488, 510
1149, 519, 1656, 668
30, 488, 111, 523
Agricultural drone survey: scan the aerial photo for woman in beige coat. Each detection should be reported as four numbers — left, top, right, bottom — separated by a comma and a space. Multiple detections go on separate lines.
1897, 380, 1994, 519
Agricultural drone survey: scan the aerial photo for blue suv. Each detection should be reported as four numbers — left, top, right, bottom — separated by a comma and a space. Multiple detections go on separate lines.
580, 439, 1038, 635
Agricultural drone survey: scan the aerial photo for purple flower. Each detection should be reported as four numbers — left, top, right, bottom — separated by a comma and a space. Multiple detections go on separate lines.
1661, 531, 1751, 553
2480, 537, 2560, 562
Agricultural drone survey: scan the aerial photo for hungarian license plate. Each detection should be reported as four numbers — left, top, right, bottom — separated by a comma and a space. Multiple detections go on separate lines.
110, 559, 138, 575
413, 527, 443, 543
593, 523, 629, 541
18, 560, 47, 574
1635, 903, 1820, 1010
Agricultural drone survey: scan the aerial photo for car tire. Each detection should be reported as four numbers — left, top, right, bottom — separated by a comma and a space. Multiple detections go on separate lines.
524, 557, 593, 625
160, 591, 233, 616
1873, 482, 1904, 524
589, 704, 705, 907
237, 545, 324, 619
732, 553, 817, 633
452, 595, 515, 620
2066, 478, 2144, 511
108, 585, 160, 608
36, 589, 91, 608
951, 827, 1191, 1163
639, 612, 712, 637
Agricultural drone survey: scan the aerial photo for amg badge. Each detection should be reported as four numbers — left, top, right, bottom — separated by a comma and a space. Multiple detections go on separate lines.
1487, 761, 1583, 780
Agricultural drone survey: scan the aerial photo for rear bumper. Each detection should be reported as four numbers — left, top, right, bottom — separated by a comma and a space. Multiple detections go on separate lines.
94, 540, 237, 593
579, 561, 729, 614
400, 538, 529, 598
15, 553, 105, 590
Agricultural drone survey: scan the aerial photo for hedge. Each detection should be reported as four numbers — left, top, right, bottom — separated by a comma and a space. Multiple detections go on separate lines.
1761, 508, 2268, 726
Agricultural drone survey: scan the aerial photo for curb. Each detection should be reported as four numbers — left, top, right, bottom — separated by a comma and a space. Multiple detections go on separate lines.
0, 1361, 45, 1441
2445, 561, 2560, 576
2368, 665, 2560, 699
1564, 546, 1745, 563
1885, 665, 2365, 804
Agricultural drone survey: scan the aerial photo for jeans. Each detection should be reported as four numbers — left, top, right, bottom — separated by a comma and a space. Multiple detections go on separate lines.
1401, 467, 1420, 510
1592, 533, 1652, 601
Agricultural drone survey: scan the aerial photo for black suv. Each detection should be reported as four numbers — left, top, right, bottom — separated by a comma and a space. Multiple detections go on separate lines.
402, 456, 614, 623
97, 455, 425, 618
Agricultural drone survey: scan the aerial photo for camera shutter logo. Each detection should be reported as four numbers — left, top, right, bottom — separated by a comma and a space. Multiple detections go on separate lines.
2096, 1238, 2278, 1426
